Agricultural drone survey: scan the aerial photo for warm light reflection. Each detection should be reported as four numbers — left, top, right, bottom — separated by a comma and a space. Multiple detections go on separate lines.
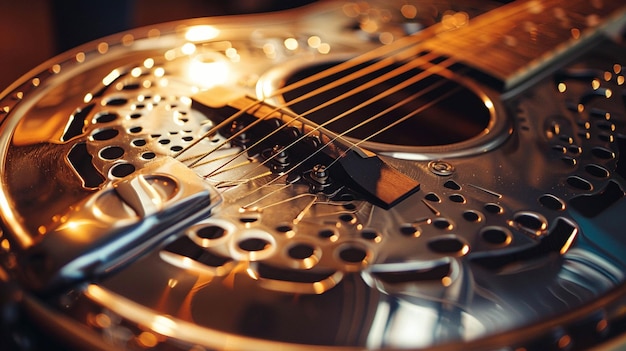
185, 25, 220, 42
263, 43, 276, 59
560, 228, 578, 254
441, 276, 452, 287
186, 54, 229, 88
1, 239, 10, 251
94, 313, 111, 328
164, 49, 176, 61
592, 79, 601, 90
167, 278, 178, 288
484, 99, 494, 109
225, 47, 239, 61
182, 42, 197, 55
102, 69, 121, 86
307, 36, 321, 48
151, 315, 177, 336
131, 67, 142, 77
558, 335, 572, 349
379, 32, 394, 44
138, 331, 159, 348
558, 82, 567, 92
442, 11, 469, 30
148, 28, 160, 38
318, 43, 331, 54
401, 4, 417, 19
144, 58, 155, 69
154, 67, 165, 78
122, 34, 134, 46
98, 42, 109, 54
284, 37, 299, 51
75, 52, 85, 63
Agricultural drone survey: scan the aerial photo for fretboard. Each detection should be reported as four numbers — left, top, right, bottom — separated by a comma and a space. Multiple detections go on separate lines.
421, 0, 626, 90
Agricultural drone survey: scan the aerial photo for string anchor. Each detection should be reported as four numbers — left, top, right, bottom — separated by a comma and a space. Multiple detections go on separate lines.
304, 163, 335, 194
262, 145, 290, 174
228, 120, 251, 149
192, 89, 421, 209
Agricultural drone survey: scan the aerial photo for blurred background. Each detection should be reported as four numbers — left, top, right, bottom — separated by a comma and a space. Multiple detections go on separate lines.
0, 0, 315, 91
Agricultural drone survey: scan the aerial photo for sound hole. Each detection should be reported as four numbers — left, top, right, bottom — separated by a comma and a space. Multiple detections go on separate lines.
282, 61, 490, 147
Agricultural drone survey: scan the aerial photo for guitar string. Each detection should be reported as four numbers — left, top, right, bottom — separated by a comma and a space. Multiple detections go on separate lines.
174, 31, 432, 162
228, 81, 459, 195
198, 51, 451, 178
180, 46, 427, 167
209, 59, 455, 187
194, 54, 459, 197
175, 36, 430, 167
172, 0, 523, 164
169, 15, 482, 198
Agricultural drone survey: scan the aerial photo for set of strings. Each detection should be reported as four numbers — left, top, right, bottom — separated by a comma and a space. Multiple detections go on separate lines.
174, 33, 460, 190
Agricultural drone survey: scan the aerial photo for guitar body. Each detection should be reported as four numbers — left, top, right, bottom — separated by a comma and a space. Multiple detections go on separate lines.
1, 1, 626, 350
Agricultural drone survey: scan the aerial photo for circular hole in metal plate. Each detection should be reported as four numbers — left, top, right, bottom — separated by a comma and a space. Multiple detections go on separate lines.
288, 244, 316, 260
360, 229, 380, 241
99, 146, 124, 160
94, 112, 118, 123
567, 176, 593, 191
276, 224, 293, 233
484, 203, 503, 214
339, 214, 355, 223
433, 218, 452, 230
399, 224, 419, 236
539, 194, 565, 211
427, 236, 469, 256
512, 212, 547, 233
110, 163, 135, 178
425, 193, 441, 202
92, 128, 119, 141
238, 238, 271, 252
196, 225, 226, 240
444, 180, 461, 190
318, 229, 337, 240
449, 194, 466, 203
462, 210, 481, 222
338, 246, 368, 263
141, 152, 156, 160
585, 164, 609, 178
104, 97, 128, 106
481, 227, 511, 245
132, 139, 147, 146
591, 146, 614, 159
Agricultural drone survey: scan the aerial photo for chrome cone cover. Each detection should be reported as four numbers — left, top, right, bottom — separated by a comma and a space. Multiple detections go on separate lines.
0, 1, 626, 350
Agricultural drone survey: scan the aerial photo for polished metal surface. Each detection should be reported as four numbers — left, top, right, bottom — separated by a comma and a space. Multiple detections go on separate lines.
1, 1, 626, 350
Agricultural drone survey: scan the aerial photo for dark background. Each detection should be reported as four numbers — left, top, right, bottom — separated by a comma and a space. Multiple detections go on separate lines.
0, 0, 315, 91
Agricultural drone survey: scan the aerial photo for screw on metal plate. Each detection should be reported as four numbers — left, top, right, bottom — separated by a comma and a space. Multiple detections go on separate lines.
429, 160, 455, 176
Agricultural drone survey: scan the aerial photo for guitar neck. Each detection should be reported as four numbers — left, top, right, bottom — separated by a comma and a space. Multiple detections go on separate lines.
421, 0, 626, 90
